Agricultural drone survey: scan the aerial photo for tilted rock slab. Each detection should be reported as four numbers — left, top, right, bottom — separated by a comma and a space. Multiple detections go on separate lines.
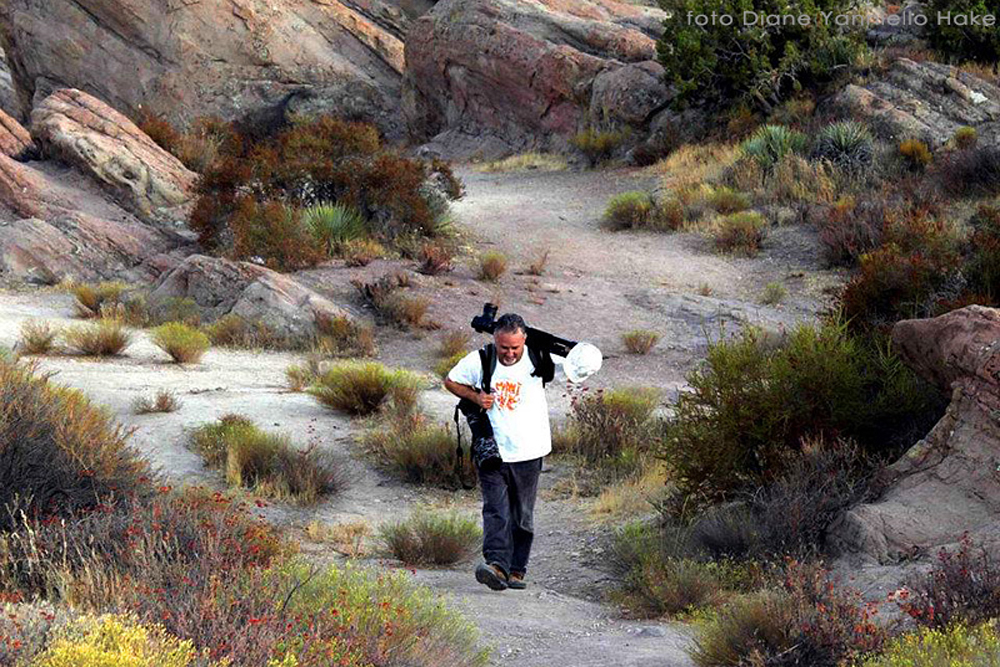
824, 58, 1000, 147
828, 305, 1000, 564
150, 254, 353, 343
0, 0, 407, 139
31, 89, 197, 226
403, 0, 671, 156
0, 108, 30, 158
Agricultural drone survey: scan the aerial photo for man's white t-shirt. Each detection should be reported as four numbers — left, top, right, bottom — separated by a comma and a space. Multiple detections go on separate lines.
448, 349, 552, 463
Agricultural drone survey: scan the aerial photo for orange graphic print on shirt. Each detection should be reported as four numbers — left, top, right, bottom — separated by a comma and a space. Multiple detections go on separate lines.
493, 380, 522, 411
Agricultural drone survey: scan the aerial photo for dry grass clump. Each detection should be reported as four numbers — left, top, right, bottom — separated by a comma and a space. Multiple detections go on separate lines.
379, 508, 482, 566
711, 212, 767, 257
761, 282, 788, 305
418, 241, 454, 275
363, 403, 466, 487
439, 329, 472, 359
590, 464, 669, 524
343, 237, 386, 267
19, 320, 59, 355
68, 281, 129, 318
150, 322, 210, 364
705, 186, 750, 214
899, 138, 932, 171
307, 361, 422, 416
352, 273, 435, 330
622, 329, 661, 355
132, 389, 181, 414
477, 152, 568, 172
202, 314, 282, 349
306, 520, 372, 557
477, 252, 508, 282
527, 248, 550, 275
381, 292, 431, 328
191, 414, 341, 504
647, 142, 740, 190
570, 127, 628, 167
313, 313, 377, 358
61, 320, 132, 357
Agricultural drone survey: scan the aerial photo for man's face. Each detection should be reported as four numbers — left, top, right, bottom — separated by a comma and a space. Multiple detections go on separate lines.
495, 329, 526, 366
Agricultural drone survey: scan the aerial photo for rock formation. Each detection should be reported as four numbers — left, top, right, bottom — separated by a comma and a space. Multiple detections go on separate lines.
0, 108, 31, 158
824, 58, 1000, 147
829, 305, 1000, 564
0, 0, 409, 140
403, 0, 673, 157
32, 89, 197, 226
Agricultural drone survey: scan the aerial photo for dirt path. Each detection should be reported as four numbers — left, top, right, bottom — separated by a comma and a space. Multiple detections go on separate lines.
0, 166, 844, 666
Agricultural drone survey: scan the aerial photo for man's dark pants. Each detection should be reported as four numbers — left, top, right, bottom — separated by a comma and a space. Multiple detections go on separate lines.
478, 457, 543, 577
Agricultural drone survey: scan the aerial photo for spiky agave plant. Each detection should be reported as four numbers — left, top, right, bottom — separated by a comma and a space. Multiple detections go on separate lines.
739, 124, 808, 171
813, 121, 875, 173
303, 202, 367, 256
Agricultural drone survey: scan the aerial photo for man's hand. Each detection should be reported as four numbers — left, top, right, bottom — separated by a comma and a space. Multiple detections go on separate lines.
444, 377, 493, 409
477, 392, 495, 410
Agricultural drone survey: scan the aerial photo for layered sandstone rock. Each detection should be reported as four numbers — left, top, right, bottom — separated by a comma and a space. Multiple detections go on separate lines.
0, 108, 30, 158
824, 58, 1000, 147
403, 0, 672, 157
31, 89, 197, 225
0, 0, 407, 140
828, 306, 1000, 564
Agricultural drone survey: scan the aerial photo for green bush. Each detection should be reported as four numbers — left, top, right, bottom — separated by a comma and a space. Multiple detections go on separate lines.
900, 138, 932, 171
706, 187, 750, 215
308, 361, 421, 416
863, 622, 1000, 667
813, 121, 875, 173
379, 508, 482, 565
477, 252, 508, 282
967, 205, 1000, 304
150, 322, 210, 364
955, 125, 978, 150
739, 125, 808, 171
570, 127, 627, 167
69, 281, 129, 318
603, 191, 656, 230
303, 202, 367, 256
0, 358, 148, 530
363, 410, 465, 487
664, 321, 944, 501
927, 0, 1000, 62
658, 0, 864, 110
711, 211, 767, 257
191, 415, 341, 503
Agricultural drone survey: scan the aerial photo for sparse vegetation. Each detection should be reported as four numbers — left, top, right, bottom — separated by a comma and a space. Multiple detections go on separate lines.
62, 320, 132, 357
739, 125, 809, 172
313, 313, 378, 358
418, 241, 454, 275
306, 520, 372, 557
69, 281, 129, 318
761, 282, 787, 305
132, 389, 181, 414
202, 314, 282, 349
862, 622, 1000, 667
477, 251, 508, 282
603, 191, 656, 230
478, 152, 568, 172
308, 361, 421, 416
150, 322, 211, 363
379, 508, 482, 565
570, 127, 627, 167
19, 320, 59, 355
622, 329, 660, 355
813, 121, 875, 174
711, 211, 767, 257
528, 248, 551, 275
955, 125, 978, 150
899, 138, 932, 171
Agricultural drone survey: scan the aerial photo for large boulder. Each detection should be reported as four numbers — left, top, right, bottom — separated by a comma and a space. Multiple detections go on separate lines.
31, 89, 197, 226
402, 0, 672, 157
0, 107, 30, 158
823, 58, 1000, 147
0, 0, 407, 140
150, 254, 353, 342
828, 306, 1000, 564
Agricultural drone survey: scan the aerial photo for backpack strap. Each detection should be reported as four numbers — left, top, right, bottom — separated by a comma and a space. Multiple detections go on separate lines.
479, 343, 497, 393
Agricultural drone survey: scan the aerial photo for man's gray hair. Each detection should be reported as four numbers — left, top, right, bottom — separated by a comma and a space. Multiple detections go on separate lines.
495, 313, 527, 336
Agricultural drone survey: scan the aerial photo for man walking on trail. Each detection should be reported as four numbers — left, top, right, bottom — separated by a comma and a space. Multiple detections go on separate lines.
444, 313, 552, 592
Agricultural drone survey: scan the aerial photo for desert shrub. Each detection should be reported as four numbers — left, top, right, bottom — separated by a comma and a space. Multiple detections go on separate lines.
303, 202, 367, 256
70, 281, 129, 318
819, 197, 886, 267
691, 562, 885, 667
0, 603, 65, 666
191, 416, 341, 503
149, 296, 199, 327
658, 0, 864, 110
285, 360, 319, 392
603, 191, 656, 230
418, 241, 453, 275
229, 199, 322, 271
559, 387, 661, 481
966, 204, 1000, 303
664, 321, 944, 501
202, 314, 281, 349
381, 292, 431, 329
706, 187, 750, 214
570, 127, 627, 166
739, 125, 809, 171
151, 322, 211, 364
478, 152, 568, 172
190, 116, 459, 259
19, 320, 59, 355
363, 407, 466, 487
711, 211, 767, 256
435, 351, 467, 380
61, 320, 132, 356
760, 281, 787, 305
622, 329, 660, 354
379, 508, 481, 565
926, 0, 1000, 62
132, 389, 181, 414
31, 613, 211, 667
308, 361, 420, 416
899, 138, 932, 171
0, 359, 148, 531
476, 251, 508, 282
895, 534, 1000, 629
944, 144, 1000, 196
955, 125, 978, 149
813, 121, 875, 174
439, 330, 472, 359
306, 520, 372, 558
342, 237, 386, 267
311, 314, 377, 358
862, 622, 1000, 667
527, 248, 551, 275
135, 109, 182, 154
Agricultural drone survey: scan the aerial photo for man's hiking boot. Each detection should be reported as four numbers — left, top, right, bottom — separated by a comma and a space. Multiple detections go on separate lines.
475, 562, 508, 591
507, 572, 527, 590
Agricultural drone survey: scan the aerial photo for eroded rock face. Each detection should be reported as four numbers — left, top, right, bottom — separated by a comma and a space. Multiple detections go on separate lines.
828, 306, 1000, 564
0, 0, 406, 140
31, 89, 197, 225
0, 108, 30, 158
823, 58, 1000, 146
403, 0, 672, 157
150, 254, 352, 342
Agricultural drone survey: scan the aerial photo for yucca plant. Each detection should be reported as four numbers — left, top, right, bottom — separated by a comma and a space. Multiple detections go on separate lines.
740, 125, 808, 171
813, 121, 875, 173
303, 202, 367, 256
